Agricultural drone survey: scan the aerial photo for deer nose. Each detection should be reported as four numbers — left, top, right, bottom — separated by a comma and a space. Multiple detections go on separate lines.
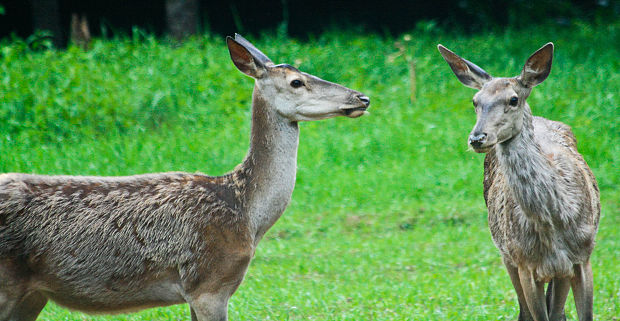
357, 95, 370, 107
469, 132, 487, 148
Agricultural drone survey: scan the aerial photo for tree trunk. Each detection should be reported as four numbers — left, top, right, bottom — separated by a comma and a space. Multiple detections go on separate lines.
165, 0, 199, 40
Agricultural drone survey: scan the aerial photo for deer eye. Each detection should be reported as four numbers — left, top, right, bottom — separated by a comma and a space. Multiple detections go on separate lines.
290, 79, 303, 88
472, 99, 477, 107
509, 96, 518, 106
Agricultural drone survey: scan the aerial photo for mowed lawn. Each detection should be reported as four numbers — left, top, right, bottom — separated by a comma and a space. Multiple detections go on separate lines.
1, 22, 618, 320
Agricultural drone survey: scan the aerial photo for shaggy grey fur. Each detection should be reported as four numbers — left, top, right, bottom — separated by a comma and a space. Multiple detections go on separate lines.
486, 111, 600, 281
439, 43, 600, 321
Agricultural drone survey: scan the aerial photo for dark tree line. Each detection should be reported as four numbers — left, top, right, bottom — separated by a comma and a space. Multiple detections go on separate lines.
0, 0, 616, 46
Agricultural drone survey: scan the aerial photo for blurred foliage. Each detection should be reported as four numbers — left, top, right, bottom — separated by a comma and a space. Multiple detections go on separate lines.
452, 0, 618, 29
0, 33, 217, 144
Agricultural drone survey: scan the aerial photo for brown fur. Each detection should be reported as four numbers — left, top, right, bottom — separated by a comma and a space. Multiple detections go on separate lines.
0, 171, 253, 314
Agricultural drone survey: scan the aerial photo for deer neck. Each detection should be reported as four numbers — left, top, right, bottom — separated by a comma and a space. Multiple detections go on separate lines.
496, 104, 561, 226
239, 87, 299, 243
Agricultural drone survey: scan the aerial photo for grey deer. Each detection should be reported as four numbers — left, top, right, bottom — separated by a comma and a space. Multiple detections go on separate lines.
438, 43, 600, 321
0, 34, 370, 321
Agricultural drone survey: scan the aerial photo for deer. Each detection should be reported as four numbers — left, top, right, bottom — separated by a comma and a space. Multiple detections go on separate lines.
437, 43, 600, 321
0, 34, 370, 321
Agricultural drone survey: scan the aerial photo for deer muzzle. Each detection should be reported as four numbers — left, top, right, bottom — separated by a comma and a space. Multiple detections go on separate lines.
341, 95, 370, 118
469, 132, 489, 152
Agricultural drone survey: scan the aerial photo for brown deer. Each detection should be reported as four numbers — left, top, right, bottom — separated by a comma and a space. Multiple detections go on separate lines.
0, 34, 370, 321
438, 43, 600, 321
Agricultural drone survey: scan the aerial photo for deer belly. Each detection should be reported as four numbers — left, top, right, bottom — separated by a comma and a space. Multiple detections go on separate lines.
36, 273, 186, 314
489, 206, 582, 281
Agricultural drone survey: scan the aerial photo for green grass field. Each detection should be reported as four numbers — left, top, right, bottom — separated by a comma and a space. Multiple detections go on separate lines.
1, 21, 618, 320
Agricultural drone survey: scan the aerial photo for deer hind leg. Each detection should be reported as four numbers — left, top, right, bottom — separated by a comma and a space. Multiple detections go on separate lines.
0, 291, 18, 321
0, 261, 30, 321
0, 290, 46, 321
518, 266, 549, 321
571, 261, 593, 321
503, 261, 535, 321
546, 277, 570, 321
8, 291, 48, 321
545, 279, 552, 315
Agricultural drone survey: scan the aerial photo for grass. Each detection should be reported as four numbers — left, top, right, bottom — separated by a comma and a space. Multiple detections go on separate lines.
1, 21, 618, 320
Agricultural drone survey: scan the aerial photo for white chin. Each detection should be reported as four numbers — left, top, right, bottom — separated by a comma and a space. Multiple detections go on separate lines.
346, 110, 366, 118
472, 145, 493, 153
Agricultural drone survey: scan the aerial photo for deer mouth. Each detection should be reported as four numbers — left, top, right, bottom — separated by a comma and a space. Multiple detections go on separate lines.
471, 145, 493, 153
342, 106, 368, 118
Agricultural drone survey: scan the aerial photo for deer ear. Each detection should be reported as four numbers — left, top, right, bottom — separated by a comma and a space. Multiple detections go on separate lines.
233, 34, 273, 66
227, 36, 267, 79
518, 43, 553, 88
437, 44, 491, 89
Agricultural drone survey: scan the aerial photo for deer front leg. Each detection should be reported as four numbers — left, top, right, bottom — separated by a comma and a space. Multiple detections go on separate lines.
503, 260, 535, 321
188, 274, 248, 321
191, 306, 198, 321
546, 277, 570, 321
188, 290, 232, 321
518, 266, 549, 321
571, 261, 593, 321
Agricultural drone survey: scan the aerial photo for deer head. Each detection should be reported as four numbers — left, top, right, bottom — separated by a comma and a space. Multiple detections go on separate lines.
438, 43, 554, 152
227, 34, 370, 121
